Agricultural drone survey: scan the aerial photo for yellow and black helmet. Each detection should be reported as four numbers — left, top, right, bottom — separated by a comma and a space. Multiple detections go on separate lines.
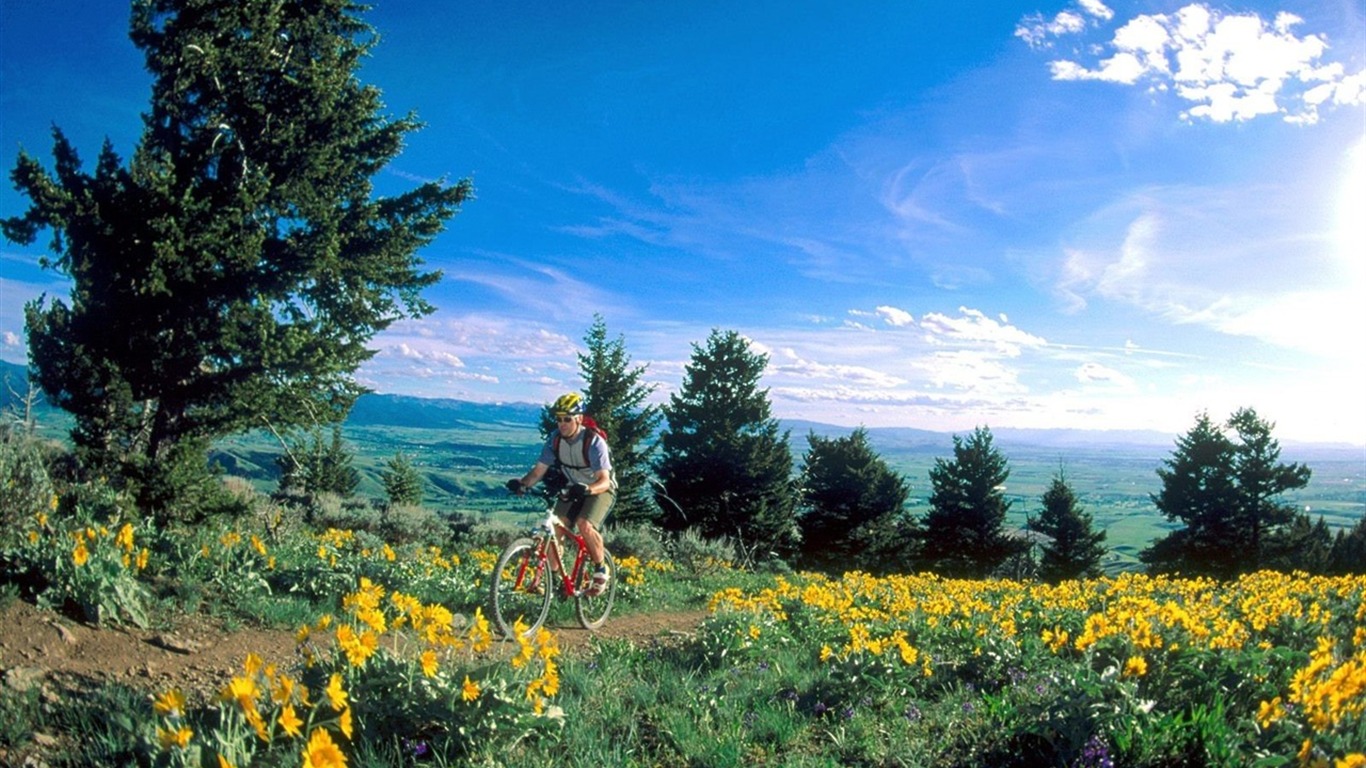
551, 392, 584, 416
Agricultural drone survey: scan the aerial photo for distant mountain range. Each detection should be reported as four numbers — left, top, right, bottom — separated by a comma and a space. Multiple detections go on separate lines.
5, 359, 1361, 456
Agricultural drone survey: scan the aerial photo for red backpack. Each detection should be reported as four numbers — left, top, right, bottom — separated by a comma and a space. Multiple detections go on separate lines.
552, 415, 608, 469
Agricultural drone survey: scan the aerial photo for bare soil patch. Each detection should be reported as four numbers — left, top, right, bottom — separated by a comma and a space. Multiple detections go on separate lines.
0, 599, 708, 704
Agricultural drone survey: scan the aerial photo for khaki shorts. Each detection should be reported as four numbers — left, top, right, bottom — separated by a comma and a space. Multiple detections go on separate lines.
555, 489, 615, 528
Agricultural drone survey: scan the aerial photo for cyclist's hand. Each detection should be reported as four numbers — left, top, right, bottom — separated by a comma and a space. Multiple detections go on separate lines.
506, 478, 525, 496
564, 482, 589, 501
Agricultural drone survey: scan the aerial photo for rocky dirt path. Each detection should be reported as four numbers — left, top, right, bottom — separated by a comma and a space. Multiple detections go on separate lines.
0, 599, 710, 705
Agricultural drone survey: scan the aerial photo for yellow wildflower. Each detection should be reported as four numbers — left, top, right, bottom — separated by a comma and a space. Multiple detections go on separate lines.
301, 727, 347, 768
72, 542, 89, 567
158, 725, 193, 750
339, 706, 354, 740
278, 704, 304, 738
462, 675, 481, 702
420, 650, 439, 678
153, 688, 186, 717
222, 675, 260, 713
325, 673, 348, 711
115, 523, 135, 552
1123, 655, 1148, 678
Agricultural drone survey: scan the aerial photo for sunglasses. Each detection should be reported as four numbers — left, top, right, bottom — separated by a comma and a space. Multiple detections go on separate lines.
556, 416, 577, 423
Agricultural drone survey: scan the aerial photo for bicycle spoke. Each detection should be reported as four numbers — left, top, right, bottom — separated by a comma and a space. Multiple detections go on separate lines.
488, 538, 551, 638
575, 548, 617, 630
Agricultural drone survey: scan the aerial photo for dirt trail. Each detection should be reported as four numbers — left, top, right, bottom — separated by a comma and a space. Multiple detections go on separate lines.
0, 599, 710, 704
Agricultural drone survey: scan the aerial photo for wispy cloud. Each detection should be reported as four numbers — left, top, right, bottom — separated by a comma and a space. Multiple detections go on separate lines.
1020, 2, 1366, 123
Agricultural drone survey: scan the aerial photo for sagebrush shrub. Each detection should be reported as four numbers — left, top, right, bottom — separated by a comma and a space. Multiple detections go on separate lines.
0, 426, 55, 536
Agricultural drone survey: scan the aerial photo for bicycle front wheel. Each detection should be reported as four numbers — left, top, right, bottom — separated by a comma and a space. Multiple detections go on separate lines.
488, 537, 552, 638
574, 548, 618, 630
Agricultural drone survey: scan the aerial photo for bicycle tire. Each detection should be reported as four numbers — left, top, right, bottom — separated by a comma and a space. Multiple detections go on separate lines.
574, 548, 618, 630
488, 537, 551, 638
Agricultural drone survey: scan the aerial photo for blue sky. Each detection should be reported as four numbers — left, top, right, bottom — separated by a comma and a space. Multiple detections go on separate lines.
2, 1, 1364, 444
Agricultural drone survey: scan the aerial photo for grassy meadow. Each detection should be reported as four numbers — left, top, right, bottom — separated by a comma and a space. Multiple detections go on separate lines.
3, 385, 1364, 766
0, 478, 1362, 767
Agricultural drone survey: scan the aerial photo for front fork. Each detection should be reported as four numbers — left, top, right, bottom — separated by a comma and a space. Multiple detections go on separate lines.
540, 530, 588, 596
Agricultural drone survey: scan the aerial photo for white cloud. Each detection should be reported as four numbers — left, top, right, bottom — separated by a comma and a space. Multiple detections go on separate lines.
875, 305, 914, 326
919, 307, 1048, 356
1025, 2, 1366, 123
390, 343, 465, 368
1075, 361, 1135, 388
768, 347, 906, 388
1015, 9, 1088, 48
918, 350, 1027, 393
1077, 0, 1113, 22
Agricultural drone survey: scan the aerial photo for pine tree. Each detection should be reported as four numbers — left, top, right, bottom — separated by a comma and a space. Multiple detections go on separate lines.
1227, 407, 1311, 569
920, 426, 1025, 578
1263, 512, 1334, 573
381, 451, 424, 507
576, 315, 662, 525
277, 425, 359, 498
1141, 409, 1310, 578
2, 1, 469, 519
656, 329, 797, 562
1029, 468, 1107, 582
1328, 513, 1366, 575
798, 428, 913, 575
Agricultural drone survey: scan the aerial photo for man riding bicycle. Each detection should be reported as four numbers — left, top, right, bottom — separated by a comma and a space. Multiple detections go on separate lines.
508, 392, 616, 595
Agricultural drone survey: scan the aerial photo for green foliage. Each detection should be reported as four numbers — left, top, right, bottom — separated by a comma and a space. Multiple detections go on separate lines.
7, 482, 152, 627
1263, 511, 1335, 573
797, 427, 915, 575
1329, 512, 1366, 574
656, 329, 798, 562
380, 451, 424, 507
2, 0, 469, 518
573, 314, 664, 526
0, 424, 56, 533
278, 425, 361, 498
1142, 409, 1312, 578
921, 426, 1027, 578
1030, 467, 1108, 582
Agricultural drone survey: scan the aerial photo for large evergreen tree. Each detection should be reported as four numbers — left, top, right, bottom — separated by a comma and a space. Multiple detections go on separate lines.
920, 426, 1025, 578
575, 315, 662, 526
1029, 468, 1107, 582
1141, 409, 1310, 578
2, 0, 469, 518
1227, 407, 1312, 569
655, 329, 797, 562
798, 428, 913, 575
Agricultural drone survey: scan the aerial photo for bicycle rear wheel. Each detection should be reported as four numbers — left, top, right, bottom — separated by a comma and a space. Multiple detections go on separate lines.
574, 548, 617, 630
488, 537, 552, 638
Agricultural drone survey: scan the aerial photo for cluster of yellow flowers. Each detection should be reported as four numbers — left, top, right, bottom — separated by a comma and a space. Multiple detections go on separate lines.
509, 619, 562, 714
28, 509, 151, 573
153, 569, 560, 766
150, 651, 353, 768
710, 569, 1364, 765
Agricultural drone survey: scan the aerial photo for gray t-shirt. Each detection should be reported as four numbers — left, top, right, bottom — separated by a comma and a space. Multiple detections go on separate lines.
538, 430, 614, 488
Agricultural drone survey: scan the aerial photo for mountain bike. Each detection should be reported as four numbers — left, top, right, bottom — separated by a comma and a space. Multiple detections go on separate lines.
487, 489, 618, 638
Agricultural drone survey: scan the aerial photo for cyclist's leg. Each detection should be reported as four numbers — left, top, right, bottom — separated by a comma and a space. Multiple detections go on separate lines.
575, 490, 614, 565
